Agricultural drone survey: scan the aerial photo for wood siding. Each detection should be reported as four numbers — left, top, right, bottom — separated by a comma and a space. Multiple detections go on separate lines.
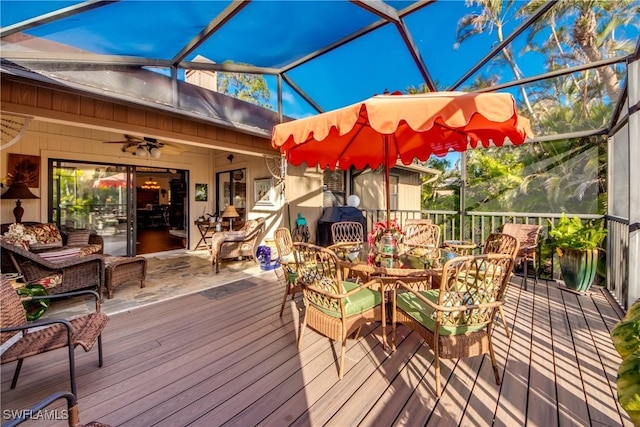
1, 78, 273, 156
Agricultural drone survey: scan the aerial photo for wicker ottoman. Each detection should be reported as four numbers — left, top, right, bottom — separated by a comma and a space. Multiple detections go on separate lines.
103, 256, 147, 299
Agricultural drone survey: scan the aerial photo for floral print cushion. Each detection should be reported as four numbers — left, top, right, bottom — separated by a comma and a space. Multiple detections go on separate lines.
29, 273, 63, 289
0, 235, 30, 250
79, 244, 102, 256
25, 223, 63, 250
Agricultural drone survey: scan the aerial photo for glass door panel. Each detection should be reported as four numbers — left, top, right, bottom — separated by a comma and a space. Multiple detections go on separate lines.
51, 161, 131, 256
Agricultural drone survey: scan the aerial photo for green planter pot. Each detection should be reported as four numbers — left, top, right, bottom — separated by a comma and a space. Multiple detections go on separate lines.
558, 248, 599, 293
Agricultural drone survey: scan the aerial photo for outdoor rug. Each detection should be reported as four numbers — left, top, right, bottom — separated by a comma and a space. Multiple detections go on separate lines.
200, 280, 258, 300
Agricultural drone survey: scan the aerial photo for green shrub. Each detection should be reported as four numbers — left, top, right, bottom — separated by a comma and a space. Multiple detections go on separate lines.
548, 214, 607, 251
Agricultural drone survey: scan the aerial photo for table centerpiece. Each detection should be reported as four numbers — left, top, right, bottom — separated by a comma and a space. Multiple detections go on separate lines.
367, 219, 404, 267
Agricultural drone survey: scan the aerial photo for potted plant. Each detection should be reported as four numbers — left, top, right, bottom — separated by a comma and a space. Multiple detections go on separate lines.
548, 214, 607, 293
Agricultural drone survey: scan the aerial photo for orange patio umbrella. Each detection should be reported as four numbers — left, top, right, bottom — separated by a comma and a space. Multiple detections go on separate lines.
271, 91, 533, 229
92, 172, 127, 189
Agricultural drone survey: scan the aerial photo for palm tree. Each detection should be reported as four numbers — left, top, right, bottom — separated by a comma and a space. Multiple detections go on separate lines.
522, 0, 638, 102
455, 0, 534, 114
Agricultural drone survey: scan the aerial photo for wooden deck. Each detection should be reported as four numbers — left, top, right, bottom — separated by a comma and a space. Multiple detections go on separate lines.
1, 272, 632, 426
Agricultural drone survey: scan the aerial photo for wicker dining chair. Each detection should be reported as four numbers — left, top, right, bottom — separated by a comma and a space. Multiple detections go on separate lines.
403, 223, 441, 250
482, 232, 520, 338
331, 221, 364, 245
274, 227, 302, 317
294, 242, 383, 378
404, 218, 432, 226
392, 253, 515, 397
0, 276, 109, 396
501, 223, 543, 291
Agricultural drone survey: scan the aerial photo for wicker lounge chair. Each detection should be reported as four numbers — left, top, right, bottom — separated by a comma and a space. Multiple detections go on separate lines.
501, 223, 544, 290
294, 242, 383, 378
0, 238, 104, 297
392, 253, 515, 397
0, 276, 109, 396
208, 217, 266, 273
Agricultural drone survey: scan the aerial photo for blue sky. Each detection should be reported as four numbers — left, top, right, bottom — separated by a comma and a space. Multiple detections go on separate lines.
2, 0, 637, 121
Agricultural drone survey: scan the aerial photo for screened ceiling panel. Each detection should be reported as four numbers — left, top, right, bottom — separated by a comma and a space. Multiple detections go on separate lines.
188, 1, 380, 68
5, 1, 232, 59
403, 1, 500, 89
285, 24, 424, 111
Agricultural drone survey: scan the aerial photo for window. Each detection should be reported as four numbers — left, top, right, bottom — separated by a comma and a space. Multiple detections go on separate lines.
389, 175, 399, 211
323, 168, 345, 207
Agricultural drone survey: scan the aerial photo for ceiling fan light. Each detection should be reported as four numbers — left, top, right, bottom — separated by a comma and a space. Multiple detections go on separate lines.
136, 146, 147, 157
149, 147, 161, 159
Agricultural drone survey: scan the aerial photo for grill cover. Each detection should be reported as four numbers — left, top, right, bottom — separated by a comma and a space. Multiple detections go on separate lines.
316, 206, 367, 247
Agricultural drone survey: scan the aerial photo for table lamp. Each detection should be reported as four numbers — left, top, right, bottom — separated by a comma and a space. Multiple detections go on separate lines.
1, 181, 39, 223
221, 205, 240, 230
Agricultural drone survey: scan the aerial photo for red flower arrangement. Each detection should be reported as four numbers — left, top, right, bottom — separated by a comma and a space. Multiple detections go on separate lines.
367, 218, 404, 246
367, 219, 404, 266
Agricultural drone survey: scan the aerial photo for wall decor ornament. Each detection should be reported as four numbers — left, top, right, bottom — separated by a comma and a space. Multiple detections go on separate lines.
7, 154, 40, 188
195, 183, 208, 202
254, 177, 274, 206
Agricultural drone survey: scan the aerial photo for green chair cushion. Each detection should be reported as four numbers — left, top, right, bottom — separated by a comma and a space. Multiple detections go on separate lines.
312, 280, 381, 318
397, 290, 488, 336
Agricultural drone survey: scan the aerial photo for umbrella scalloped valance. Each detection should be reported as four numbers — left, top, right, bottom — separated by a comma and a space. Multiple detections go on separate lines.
272, 91, 533, 171
271, 91, 533, 229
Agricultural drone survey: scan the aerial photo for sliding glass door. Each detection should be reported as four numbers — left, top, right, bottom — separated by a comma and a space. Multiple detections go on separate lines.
50, 161, 133, 255
50, 161, 189, 256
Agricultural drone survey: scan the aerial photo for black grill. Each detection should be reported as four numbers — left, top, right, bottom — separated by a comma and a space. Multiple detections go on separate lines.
316, 206, 367, 247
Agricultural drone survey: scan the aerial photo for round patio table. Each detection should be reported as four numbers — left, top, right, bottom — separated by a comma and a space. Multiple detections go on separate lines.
329, 242, 457, 349
443, 240, 478, 255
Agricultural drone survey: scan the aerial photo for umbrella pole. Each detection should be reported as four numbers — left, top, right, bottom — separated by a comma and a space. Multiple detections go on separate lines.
384, 135, 391, 230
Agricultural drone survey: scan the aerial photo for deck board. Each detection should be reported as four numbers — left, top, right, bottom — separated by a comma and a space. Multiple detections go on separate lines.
527, 280, 559, 427
1, 271, 632, 427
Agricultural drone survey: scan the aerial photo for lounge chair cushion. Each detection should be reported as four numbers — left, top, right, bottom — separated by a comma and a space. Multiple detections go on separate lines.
79, 244, 103, 256
28, 273, 64, 289
38, 247, 83, 262
25, 223, 63, 251
65, 230, 91, 247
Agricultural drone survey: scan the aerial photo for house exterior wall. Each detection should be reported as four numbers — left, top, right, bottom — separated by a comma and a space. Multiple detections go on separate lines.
284, 164, 324, 243
0, 120, 284, 250
353, 168, 422, 216
0, 77, 295, 249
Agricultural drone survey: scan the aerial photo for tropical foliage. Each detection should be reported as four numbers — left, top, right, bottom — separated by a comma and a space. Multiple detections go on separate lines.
548, 213, 607, 251
217, 61, 272, 109
417, 0, 637, 216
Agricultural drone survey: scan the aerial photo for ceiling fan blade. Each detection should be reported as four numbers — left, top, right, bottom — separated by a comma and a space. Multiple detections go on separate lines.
159, 142, 186, 155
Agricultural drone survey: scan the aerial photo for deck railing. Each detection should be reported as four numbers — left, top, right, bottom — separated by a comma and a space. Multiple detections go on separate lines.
362, 209, 620, 304
606, 215, 630, 308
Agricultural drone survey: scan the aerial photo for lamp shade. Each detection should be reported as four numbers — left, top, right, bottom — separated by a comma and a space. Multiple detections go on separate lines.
1, 182, 39, 223
1, 182, 39, 200
221, 205, 240, 218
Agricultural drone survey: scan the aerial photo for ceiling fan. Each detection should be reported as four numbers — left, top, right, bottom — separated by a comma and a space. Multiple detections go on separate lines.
103, 134, 186, 158
265, 155, 287, 183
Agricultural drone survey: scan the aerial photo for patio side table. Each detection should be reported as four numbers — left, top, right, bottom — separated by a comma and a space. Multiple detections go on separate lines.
104, 256, 147, 299
443, 240, 478, 255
